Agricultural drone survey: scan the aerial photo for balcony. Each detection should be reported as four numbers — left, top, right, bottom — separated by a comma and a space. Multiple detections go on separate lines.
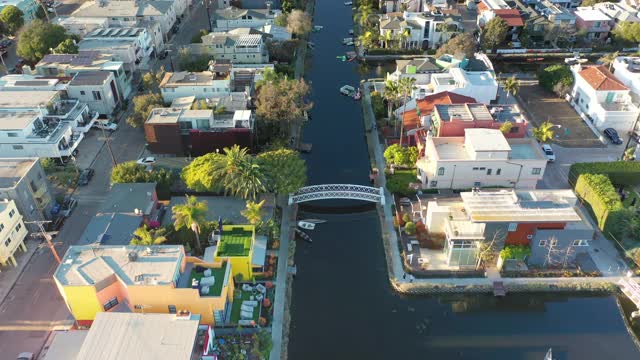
444, 219, 485, 240
26, 119, 67, 141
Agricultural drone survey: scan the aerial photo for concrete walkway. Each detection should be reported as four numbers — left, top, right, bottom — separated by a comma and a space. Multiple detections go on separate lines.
0, 240, 40, 306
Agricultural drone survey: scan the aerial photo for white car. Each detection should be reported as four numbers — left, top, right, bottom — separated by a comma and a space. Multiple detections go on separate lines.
92, 122, 118, 132
136, 157, 156, 165
541, 144, 555, 162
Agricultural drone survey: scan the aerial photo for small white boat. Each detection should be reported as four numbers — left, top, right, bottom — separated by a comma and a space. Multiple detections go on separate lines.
307, 41, 315, 49
340, 85, 356, 96
298, 221, 316, 230
344, 1, 353, 5
301, 218, 327, 224
353, 90, 362, 101
343, 37, 354, 44
349, 29, 354, 35
313, 25, 323, 32
544, 348, 554, 360
345, 41, 354, 46
564, 56, 587, 65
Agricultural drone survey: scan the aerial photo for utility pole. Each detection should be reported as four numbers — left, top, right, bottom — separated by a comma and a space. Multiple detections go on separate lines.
100, 126, 117, 166
25, 220, 62, 264
204, 0, 213, 32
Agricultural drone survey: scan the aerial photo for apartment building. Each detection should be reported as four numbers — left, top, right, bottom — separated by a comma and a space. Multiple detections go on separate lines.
0, 158, 55, 225
214, 6, 281, 31
0, 200, 28, 269
67, 71, 120, 116
79, 27, 157, 71
196, 28, 269, 64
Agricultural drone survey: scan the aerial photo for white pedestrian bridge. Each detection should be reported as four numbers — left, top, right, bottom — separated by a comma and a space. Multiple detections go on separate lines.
288, 184, 385, 205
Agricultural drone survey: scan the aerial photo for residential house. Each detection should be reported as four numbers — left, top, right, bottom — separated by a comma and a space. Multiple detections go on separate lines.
381, 0, 422, 13
34, 52, 133, 100
534, 0, 576, 25
594, 2, 640, 24
259, 24, 292, 41
0, 158, 55, 226
574, 7, 613, 42
71, 0, 177, 38
42, 313, 200, 360
0, 0, 39, 22
570, 64, 639, 131
212, 225, 259, 280
144, 108, 254, 155
0, 75, 66, 91
196, 28, 269, 64
399, 91, 477, 132
159, 68, 232, 103
423, 189, 589, 268
80, 27, 158, 71
53, 16, 109, 37
53, 245, 234, 326
612, 56, 640, 97
416, 128, 547, 189
378, 11, 462, 50
67, 71, 120, 116
214, 6, 281, 31
78, 183, 159, 245
0, 200, 28, 269
428, 103, 528, 138
428, 67, 498, 104
386, 58, 442, 96
216, 0, 282, 8
0, 91, 97, 158
511, 0, 550, 43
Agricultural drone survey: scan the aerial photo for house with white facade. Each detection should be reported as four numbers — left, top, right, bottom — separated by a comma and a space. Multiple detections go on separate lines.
574, 7, 613, 42
67, 71, 120, 116
427, 67, 498, 104
570, 64, 639, 131
416, 128, 547, 190
196, 28, 269, 64
477, 0, 524, 42
612, 56, 640, 97
159, 70, 231, 103
0, 75, 65, 92
54, 16, 109, 37
593, 2, 640, 23
0, 200, 28, 269
214, 6, 281, 31
80, 27, 158, 71
534, 0, 576, 25
378, 11, 462, 49
259, 24, 292, 41
0, 91, 97, 159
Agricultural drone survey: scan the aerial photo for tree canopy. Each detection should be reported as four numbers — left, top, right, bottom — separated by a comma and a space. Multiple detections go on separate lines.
110, 161, 176, 197
130, 226, 168, 246
581, 0, 608, 6
537, 64, 573, 93
532, 121, 557, 143
286, 9, 312, 36
17, 20, 68, 62
481, 17, 509, 50
172, 195, 208, 252
142, 68, 165, 93
612, 22, 640, 44
0, 5, 24, 35
435, 33, 475, 58
127, 93, 164, 127
256, 149, 307, 194
256, 77, 312, 127
53, 38, 78, 54
241, 200, 266, 225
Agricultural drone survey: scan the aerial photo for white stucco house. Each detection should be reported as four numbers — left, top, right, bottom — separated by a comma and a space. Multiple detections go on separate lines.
612, 56, 640, 96
378, 11, 462, 49
569, 64, 639, 131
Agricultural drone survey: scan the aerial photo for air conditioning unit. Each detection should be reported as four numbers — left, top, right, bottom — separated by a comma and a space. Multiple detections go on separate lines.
526, 235, 533, 239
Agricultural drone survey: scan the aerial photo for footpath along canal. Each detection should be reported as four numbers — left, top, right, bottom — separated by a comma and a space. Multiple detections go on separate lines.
286, 1, 640, 359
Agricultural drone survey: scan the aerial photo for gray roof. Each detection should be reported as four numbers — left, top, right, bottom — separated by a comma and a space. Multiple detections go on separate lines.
0, 158, 38, 189
69, 71, 111, 86
396, 58, 440, 73
100, 183, 157, 215
215, 6, 272, 20
76, 313, 199, 360
73, 0, 174, 18
79, 213, 143, 245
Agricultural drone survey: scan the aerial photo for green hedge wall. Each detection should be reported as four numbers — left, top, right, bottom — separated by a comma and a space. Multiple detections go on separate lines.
569, 161, 640, 187
574, 173, 624, 234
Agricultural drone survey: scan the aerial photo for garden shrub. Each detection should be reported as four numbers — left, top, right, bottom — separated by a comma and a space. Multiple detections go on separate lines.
499, 245, 531, 260
383, 144, 419, 167
370, 91, 386, 119
574, 173, 624, 234
404, 222, 416, 235
537, 64, 573, 93
569, 161, 640, 187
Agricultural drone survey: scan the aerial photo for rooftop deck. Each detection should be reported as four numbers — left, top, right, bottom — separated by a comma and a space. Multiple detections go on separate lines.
217, 226, 254, 257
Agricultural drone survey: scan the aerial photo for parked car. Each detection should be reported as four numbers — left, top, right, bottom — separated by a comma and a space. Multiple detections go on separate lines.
78, 168, 95, 186
541, 144, 556, 162
0, 38, 13, 49
604, 128, 623, 145
60, 197, 77, 217
17, 352, 34, 360
136, 156, 156, 165
158, 50, 168, 60
92, 122, 118, 132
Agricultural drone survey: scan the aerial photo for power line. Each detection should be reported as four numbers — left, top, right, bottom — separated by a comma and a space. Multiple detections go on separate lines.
25, 220, 62, 264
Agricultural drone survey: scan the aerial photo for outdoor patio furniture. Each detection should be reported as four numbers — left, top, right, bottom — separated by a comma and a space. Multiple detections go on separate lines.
243, 300, 258, 306
200, 286, 210, 295
240, 310, 254, 319
256, 284, 266, 294
242, 284, 253, 292
256, 294, 264, 301
241, 304, 255, 312
200, 276, 215, 287
191, 278, 199, 289
204, 269, 212, 277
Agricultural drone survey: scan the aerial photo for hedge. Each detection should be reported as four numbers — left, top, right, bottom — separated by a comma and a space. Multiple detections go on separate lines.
499, 245, 531, 261
569, 161, 640, 187
574, 173, 624, 235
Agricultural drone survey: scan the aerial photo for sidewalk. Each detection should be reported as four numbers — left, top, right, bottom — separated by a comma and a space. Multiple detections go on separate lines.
0, 240, 41, 306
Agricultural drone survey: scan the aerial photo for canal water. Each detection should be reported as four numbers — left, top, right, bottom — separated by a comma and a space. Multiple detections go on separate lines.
287, 1, 640, 359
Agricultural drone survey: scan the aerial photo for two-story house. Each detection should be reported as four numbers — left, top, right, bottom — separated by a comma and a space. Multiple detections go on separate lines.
594, 2, 640, 24
0, 158, 55, 226
429, 103, 528, 138
214, 6, 281, 31
67, 71, 120, 116
378, 11, 462, 50
574, 7, 613, 41
159, 68, 232, 103
0, 200, 28, 269
0, 0, 39, 22
612, 56, 640, 97
570, 64, 639, 131
416, 128, 547, 190
80, 27, 157, 71
399, 91, 477, 132
196, 28, 269, 64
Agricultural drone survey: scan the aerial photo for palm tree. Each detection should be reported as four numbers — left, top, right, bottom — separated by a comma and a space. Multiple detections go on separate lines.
383, 79, 400, 121
532, 121, 557, 143
241, 200, 266, 225
384, 30, 393, 48
130, 225, 168, 246
397, 77, 416, 146
212, 145, 266, 199
354, 4, 375, 27
598, 51, 619, 71
358, 31, 375, 49
172, 195, 208, 253
399, 28, 410, 49
503, 76, 520, 99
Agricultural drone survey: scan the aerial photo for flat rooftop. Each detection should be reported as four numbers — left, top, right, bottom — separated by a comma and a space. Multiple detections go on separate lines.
0, 158, 38, 188
73, 0, 174, 17
460, 189, 582, 223
488, 104, 527, 123
147, 108, 183, 124
75, 312, 199, 360
100, 183, 156, 215
434, 103, 493, 122
465, 128, 511, 152
0, 91, 58, 109
216, 225, 254, 257
575, 7, 611, 21
69, 71, 111, 86
0, 111, 38, 130
55, 245, 184, 286
160, 71, 229, 87
430, 134, 544, 160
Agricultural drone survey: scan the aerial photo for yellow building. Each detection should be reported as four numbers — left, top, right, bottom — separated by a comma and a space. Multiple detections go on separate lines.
213, 225, 259, 280
53, 245, 234, 327
0, 199, 28, 269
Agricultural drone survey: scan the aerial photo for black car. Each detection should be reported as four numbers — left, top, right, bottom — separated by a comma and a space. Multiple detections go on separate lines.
78, 168, 95, 186
0, 38, 13, 49
604, 128, 623, 145
158, 50, 168, 60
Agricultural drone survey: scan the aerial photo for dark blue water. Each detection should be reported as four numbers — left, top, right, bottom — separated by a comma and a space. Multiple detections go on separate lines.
288, 1, 640, 359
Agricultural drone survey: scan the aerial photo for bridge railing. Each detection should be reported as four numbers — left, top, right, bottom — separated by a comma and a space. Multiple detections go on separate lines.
289, 184, 385, 205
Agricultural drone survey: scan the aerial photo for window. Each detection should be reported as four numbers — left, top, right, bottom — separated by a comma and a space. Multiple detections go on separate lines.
196, 119, 210, 130
508, 223, 517, 232
473, 181, 481, 187
8, 209, 15, 218
80, 90, 86, 95
0, 223, 4, 232
550, 239, 557, 246
15, 223, 22, 233
437, 167, 445, 176
430, 180, 437, 187
532, 168, 542, 175
103, 297, 119, 311
487, 169, 492, 175
479, 167, 486, 171
539, 240, 547, 247
179, 121, 193, 130
168, 305, 177, 314
7, 132, 18, 137
134, 305, 143, 310
472, 167, 479, 171
572, 239, 589, 247
4, 237, 11, 247
496, 168, 502, 175
12, 145, 23, 150
92, 91, 102, 101
510, 127, 519, 133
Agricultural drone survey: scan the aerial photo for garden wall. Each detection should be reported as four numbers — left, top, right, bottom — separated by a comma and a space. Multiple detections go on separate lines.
569, 161, 640, 187
574, 173, 624, 236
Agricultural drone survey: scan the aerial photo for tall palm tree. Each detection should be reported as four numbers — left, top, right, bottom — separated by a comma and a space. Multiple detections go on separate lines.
241, 200, 266, 225
598, 51, 619, 71
354, 4, 375, 27
358, 31, 375, 49
130, 225, 168, 246
400, 28, 410, 49
212, 145, 266, 199
397, 77, 416, 146
532, 121, 557, 143
383, 30, 393, 48
503, 76, 520, 99
172, 195, 208, 253
383, 79, 400, 121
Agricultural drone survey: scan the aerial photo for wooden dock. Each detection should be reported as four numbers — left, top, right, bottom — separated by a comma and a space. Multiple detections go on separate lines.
493, 281, 506, 297
298, 143, 312, 152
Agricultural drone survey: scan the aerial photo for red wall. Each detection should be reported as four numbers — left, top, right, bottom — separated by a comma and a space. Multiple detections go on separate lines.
437, 120, 527, 138
505, 222, 566, 246
189, 129, 252, 156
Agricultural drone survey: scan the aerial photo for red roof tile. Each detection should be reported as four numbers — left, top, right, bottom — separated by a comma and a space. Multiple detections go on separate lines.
578, 65, 628, 91
401, 92, 477, 130
493, 9, 524, 27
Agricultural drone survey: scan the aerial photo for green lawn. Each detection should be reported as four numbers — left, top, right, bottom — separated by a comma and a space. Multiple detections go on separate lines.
386, 169, 418, 197
218, 227, 253, 257
190, 265, 227, 297
230, 289, 262, 324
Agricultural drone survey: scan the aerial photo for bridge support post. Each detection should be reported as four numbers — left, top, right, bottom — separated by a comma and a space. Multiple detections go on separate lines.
379, 187, 385, 206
